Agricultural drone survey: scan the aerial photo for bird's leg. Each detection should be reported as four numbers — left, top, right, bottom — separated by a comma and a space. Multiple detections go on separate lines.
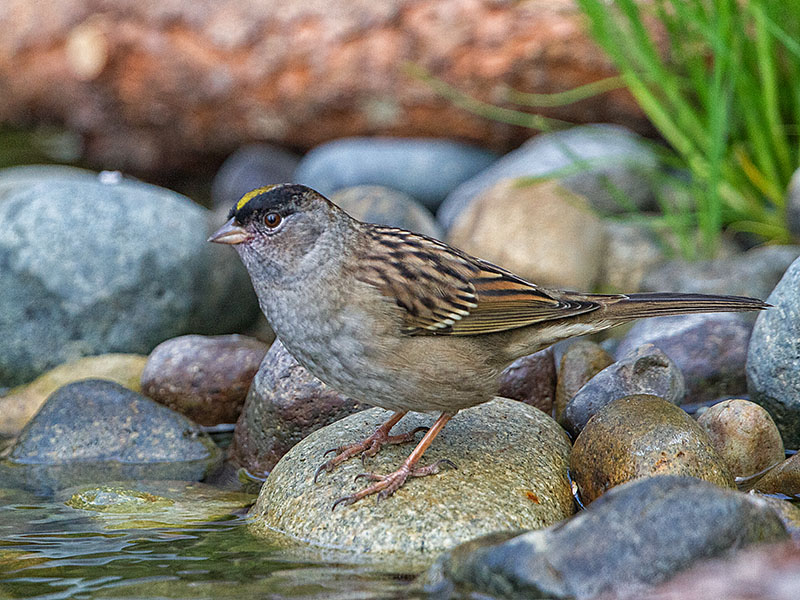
313, 411, 427, 482
332, 412, 456, 509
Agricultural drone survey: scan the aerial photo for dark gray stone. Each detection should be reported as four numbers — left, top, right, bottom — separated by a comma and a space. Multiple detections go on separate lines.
615, 313, 753, 404
437, 124, 659, 230
0, 172, 259, 386
330, 185, 443, 238
230, 340, 364, 477
294, 137, 497, 210
563, 344, 685, 436
3, 380, 221, 495
422, 476, 788, 599
211, 143, 301, 211
747, 255, 800, 449
641, 245, 800, 301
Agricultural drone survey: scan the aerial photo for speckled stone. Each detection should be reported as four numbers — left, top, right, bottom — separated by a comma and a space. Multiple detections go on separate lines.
571, 395, 734, 503
230, 340, 364, 477
697, 399, 784, 479
248, 398, 574, 558
422, 476, 787, 600
497, 347, 556, 414
0, 171, 259, 386
747, 254, 800, 449
554, 341, 614, 424
331, 185, 443, 238
3, 379, 221, 495
58, 481, 255, 530
141, 334, 269, 426
563, 343, 685, 437
0, 353, 147, 437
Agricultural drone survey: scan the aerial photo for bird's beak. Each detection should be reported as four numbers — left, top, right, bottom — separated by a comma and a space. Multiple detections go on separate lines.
208, 218, 253, 245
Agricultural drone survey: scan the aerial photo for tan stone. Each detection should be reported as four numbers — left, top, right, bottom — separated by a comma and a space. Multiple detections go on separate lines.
697, 399, 785, 479
447, 178, 606, 288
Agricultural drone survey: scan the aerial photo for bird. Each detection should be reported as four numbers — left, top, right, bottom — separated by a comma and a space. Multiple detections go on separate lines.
209, 183, 768, 508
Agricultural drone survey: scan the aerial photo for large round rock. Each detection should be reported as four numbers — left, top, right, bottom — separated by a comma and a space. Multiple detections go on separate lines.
0, 171, 257, 387
747, 254, 800, 448
248, 398, 574, 557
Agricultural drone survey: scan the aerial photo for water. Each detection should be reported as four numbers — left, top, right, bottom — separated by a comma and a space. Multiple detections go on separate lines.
0, 491, 420, 599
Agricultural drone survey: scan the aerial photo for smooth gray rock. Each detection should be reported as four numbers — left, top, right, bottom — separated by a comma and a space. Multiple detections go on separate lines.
3, 380, 221, 495
248, 398, 574, 558
437, 124, 659, 230
641, 245, 800, 301
747, 255, 800, 448
211, 143, 301, 211
0, 172, 258, 386
615, 313, 753, 403
563, 344, 685, 436
422, 476, 788, 599
294, 137, 497, 210
331, 185, 443, 238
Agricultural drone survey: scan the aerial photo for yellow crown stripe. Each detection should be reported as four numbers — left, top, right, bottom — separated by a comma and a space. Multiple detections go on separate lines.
236, 185, 278, 211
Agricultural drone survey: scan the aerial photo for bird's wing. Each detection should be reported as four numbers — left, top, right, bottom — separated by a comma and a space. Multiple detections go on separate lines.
356, 227, 603, 336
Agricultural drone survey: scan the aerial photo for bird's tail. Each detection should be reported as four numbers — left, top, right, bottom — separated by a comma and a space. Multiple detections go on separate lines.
589, 292, 769, 321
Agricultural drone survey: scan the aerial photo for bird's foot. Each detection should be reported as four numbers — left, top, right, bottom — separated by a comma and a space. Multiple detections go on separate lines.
331, 458, 457, 510
313, 423, 427, 483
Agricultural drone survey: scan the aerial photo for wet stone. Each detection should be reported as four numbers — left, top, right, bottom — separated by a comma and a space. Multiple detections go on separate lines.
571, 394, 734, 503
248, 398, 574, 558
0, 353, 147, 437
3, 379, 221, 495
58, 481, 255, 529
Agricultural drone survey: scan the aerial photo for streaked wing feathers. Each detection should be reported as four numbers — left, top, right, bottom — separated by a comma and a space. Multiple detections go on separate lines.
356, 226, 601, 336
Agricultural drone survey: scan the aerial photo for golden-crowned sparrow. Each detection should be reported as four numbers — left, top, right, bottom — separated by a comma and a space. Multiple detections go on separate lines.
210, 183, 767, 508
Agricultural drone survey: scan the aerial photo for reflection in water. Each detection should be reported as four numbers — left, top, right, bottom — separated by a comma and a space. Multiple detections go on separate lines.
0, 496, 419, 599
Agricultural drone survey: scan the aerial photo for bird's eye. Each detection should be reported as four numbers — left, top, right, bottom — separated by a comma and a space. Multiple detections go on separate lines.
264, 212, 282, 228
